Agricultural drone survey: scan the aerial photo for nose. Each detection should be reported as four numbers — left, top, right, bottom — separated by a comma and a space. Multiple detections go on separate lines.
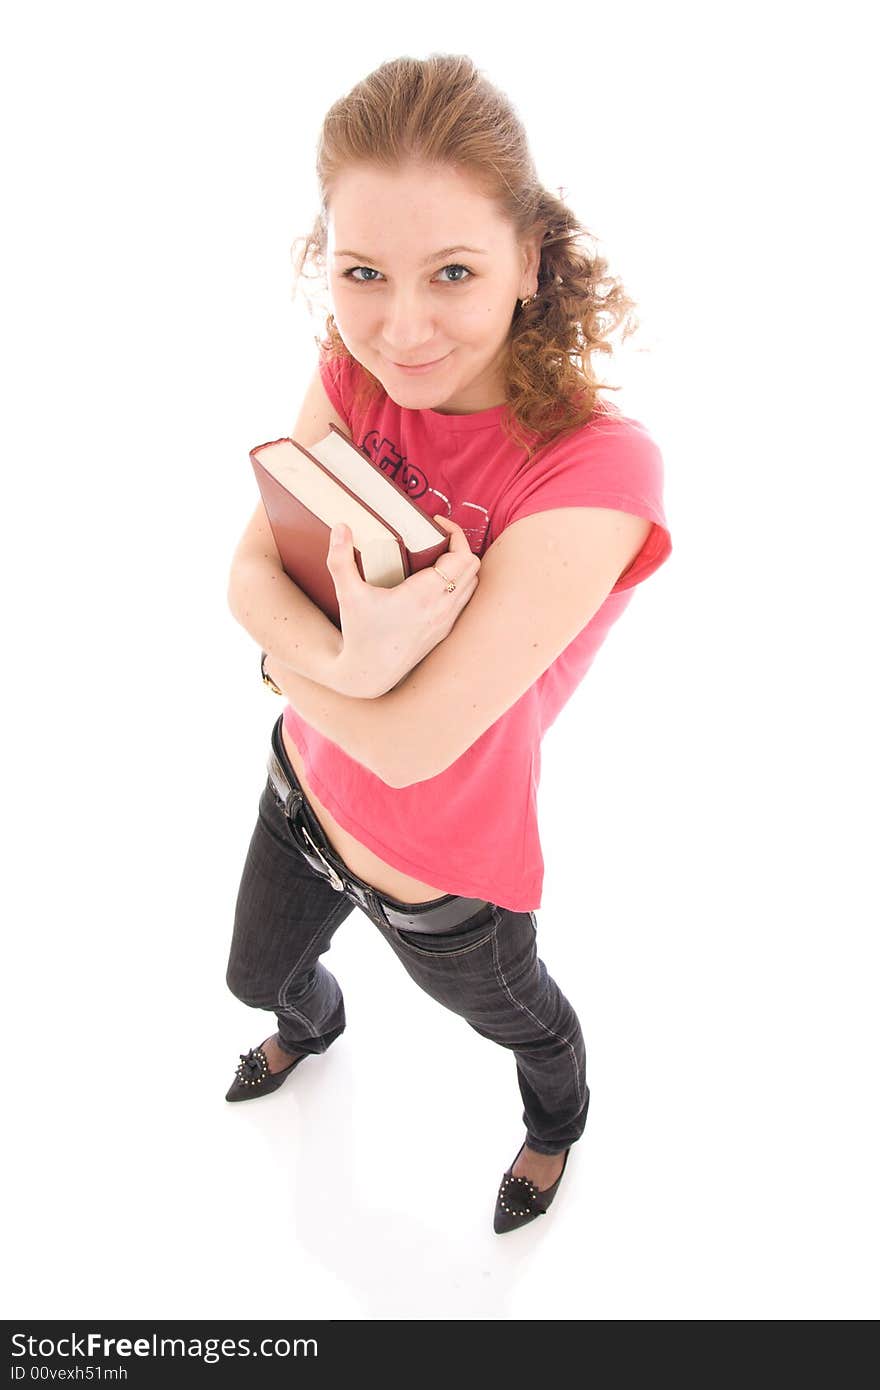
380, 290, 439, 356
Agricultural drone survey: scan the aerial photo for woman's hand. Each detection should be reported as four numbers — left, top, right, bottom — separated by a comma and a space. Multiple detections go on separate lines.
326, 514, 481, 698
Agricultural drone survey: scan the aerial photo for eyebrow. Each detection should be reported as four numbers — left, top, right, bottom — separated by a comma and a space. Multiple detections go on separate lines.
333, 244, 489, 267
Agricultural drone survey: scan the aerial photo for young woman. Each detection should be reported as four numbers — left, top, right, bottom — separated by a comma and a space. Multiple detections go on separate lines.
224, 54, 672, 1234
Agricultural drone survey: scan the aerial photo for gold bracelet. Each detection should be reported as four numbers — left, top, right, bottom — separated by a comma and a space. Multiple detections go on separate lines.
260, 649, 283, 696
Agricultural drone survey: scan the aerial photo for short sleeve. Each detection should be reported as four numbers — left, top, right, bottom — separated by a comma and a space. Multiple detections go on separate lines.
494, 415, 672, 594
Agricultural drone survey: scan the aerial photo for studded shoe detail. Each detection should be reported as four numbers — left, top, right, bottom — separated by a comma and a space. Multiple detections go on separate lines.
493, 1143, 570, 1233
225, 1038, 308, 1102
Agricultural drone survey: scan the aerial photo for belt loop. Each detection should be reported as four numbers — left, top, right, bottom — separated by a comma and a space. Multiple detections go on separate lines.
367, 891, 389, 926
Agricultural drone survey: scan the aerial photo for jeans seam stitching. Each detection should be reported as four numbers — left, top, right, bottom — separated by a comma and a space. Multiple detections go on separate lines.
394, 927, 496, 958
489, 907, 586, 1110
275, 922, 336, 1040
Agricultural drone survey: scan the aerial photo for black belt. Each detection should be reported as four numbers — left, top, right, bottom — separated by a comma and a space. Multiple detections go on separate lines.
265, 720, 492, 933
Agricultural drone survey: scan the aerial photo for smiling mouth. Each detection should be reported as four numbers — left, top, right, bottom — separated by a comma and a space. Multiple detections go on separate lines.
389, 353, 449, 369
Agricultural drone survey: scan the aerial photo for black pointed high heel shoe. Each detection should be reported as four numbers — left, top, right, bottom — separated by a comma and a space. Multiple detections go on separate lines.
493, 1142, 570, 1233
225, 1037, 309, 1102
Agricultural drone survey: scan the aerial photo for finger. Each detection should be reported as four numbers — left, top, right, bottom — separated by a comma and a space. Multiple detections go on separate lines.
326, 523, 360, 589
431, 559, 478, 594
445, 575, 478, 615
432, 514, 474, 555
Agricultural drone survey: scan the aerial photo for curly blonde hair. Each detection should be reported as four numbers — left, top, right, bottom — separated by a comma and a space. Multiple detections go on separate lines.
290, 53, 641, 464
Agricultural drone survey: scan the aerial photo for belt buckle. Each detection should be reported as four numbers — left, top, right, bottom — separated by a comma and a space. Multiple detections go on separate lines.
298, 823, 346, 892
266, 747, 346, 892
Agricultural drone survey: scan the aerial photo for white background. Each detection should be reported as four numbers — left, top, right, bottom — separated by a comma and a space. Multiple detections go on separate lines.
3, 0, 877, 1321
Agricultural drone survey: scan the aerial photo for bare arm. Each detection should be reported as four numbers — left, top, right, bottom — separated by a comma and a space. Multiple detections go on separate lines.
256, 511, 482, 781
367, 506, 654, 788
261, 651, 393, 782
227, 555, 344, 691
263, 505, 652, 787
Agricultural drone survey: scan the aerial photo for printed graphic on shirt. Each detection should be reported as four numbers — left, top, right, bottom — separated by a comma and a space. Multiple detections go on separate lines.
361, 428, 491, 555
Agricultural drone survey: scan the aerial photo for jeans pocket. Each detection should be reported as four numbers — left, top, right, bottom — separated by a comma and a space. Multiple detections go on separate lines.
395, 903, 498, 958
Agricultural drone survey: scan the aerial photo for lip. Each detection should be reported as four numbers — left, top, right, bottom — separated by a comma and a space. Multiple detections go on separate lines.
388, 352, 450, 375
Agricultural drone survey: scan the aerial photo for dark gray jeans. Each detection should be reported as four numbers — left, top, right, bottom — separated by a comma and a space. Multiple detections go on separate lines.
225, 721, 589, 1155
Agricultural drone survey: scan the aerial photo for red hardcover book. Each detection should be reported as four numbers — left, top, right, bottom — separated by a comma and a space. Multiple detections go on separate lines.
250, 423, 450, 629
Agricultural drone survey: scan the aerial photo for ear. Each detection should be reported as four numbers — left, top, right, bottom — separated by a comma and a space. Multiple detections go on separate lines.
519, 232, 543, 294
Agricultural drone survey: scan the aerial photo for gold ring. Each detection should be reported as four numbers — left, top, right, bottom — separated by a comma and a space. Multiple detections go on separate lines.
434, 566, 456, 593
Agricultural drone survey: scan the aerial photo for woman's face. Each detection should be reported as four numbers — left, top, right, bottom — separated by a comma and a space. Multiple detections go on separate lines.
326, 163, 541, 415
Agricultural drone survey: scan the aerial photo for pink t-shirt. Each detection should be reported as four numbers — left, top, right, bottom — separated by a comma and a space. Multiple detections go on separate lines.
282, 351, 672, 910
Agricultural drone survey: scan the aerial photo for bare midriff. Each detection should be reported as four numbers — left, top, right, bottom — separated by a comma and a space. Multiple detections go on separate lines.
280, 719, 450, 905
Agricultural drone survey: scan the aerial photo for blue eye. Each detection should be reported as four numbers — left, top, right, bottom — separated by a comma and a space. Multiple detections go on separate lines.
341, 263, 473, 285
